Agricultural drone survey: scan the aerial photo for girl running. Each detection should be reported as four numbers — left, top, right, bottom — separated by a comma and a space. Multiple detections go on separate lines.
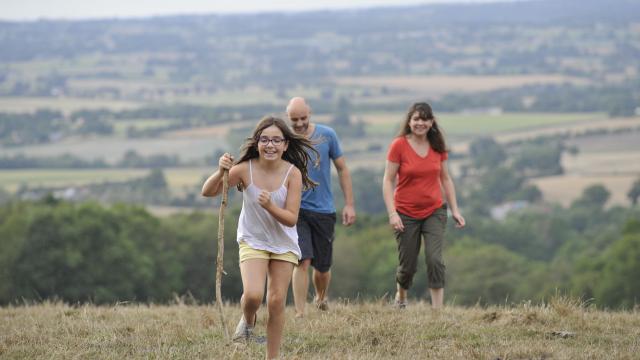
202, 116, 317, 359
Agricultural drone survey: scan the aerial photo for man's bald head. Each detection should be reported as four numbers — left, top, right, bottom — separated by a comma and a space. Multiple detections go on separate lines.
286, 97, 310, 117
287, 97, 312, 135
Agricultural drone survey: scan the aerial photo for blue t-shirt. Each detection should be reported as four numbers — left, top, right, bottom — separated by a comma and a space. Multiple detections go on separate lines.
302, 124, 343, 213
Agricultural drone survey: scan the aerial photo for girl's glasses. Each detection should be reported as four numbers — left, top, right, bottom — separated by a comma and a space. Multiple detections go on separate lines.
258, 136, 285, 146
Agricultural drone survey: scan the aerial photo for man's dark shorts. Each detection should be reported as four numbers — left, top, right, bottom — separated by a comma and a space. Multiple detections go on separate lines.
297, 208, 336, 273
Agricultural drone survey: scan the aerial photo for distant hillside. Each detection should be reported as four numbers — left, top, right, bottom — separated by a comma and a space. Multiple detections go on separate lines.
0, 0, 638, 81
0, 0, 638, 117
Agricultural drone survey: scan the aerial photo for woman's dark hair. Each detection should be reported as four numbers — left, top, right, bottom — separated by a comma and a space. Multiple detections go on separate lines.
397, 102, 447, 153
236, 116, 319, 190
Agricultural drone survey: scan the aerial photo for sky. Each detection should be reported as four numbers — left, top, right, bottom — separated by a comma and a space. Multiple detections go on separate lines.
0, 0, 506, 21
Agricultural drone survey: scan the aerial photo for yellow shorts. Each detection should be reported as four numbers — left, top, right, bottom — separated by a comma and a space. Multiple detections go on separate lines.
238, 242, 298, 265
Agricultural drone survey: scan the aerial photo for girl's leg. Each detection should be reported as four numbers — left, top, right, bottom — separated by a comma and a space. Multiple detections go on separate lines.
239, 259, 269, 329
265, 260, 294, 360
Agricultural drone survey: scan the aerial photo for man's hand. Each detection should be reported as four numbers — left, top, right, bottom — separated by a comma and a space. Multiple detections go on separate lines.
342, 204, 356, 226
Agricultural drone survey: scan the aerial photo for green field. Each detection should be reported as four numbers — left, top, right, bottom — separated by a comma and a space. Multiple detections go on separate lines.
0, 96, 142, 114
0, 169, 149, 192
365, 112, 605, 137
112, 119, 175, 136
0, 136, 222, 163
0, 167, 211, 193
172, 89, 283, 106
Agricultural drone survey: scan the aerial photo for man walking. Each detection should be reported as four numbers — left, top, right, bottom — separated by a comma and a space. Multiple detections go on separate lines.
287, 97, 356, 317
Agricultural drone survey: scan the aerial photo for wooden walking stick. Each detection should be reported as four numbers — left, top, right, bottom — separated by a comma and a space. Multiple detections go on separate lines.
216, 169, 230, 339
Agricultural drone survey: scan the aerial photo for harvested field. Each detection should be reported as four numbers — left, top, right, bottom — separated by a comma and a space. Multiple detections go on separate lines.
530, 174, 637, 207
0, 96, 142, 114
335, 75, 591, 96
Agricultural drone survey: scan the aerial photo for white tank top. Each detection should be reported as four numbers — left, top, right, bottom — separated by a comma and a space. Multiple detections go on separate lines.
236, 160, 301, 259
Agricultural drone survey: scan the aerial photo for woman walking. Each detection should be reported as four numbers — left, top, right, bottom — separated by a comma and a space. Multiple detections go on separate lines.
382, 102, 465, 309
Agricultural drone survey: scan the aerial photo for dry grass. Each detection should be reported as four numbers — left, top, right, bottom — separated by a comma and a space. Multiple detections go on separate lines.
2, 299, 639, 359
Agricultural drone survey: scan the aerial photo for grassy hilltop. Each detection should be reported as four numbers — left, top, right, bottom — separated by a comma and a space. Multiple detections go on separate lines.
2, 298, 639, 359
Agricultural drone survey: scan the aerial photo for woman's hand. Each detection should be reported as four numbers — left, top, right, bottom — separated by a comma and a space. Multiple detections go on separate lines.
452, 211, 466, 228
218, 153, 234, 171
389, 212, 404, 232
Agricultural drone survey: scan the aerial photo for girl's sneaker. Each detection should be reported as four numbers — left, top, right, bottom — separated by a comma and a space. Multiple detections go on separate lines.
232, 316, 266, 344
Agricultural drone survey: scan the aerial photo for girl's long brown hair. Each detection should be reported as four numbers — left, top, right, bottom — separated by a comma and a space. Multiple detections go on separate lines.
236, 116, 319, 190
397, 102, 447, 153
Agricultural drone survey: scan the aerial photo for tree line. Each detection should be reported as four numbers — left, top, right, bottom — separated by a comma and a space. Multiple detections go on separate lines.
1, 190, 638, 308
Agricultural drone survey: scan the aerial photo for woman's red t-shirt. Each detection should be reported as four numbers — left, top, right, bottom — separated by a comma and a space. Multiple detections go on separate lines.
387, 136, 448, 219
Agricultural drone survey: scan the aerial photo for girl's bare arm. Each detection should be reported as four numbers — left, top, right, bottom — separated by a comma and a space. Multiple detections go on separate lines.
201, 153, 243, 197
258, 167, 302, 227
